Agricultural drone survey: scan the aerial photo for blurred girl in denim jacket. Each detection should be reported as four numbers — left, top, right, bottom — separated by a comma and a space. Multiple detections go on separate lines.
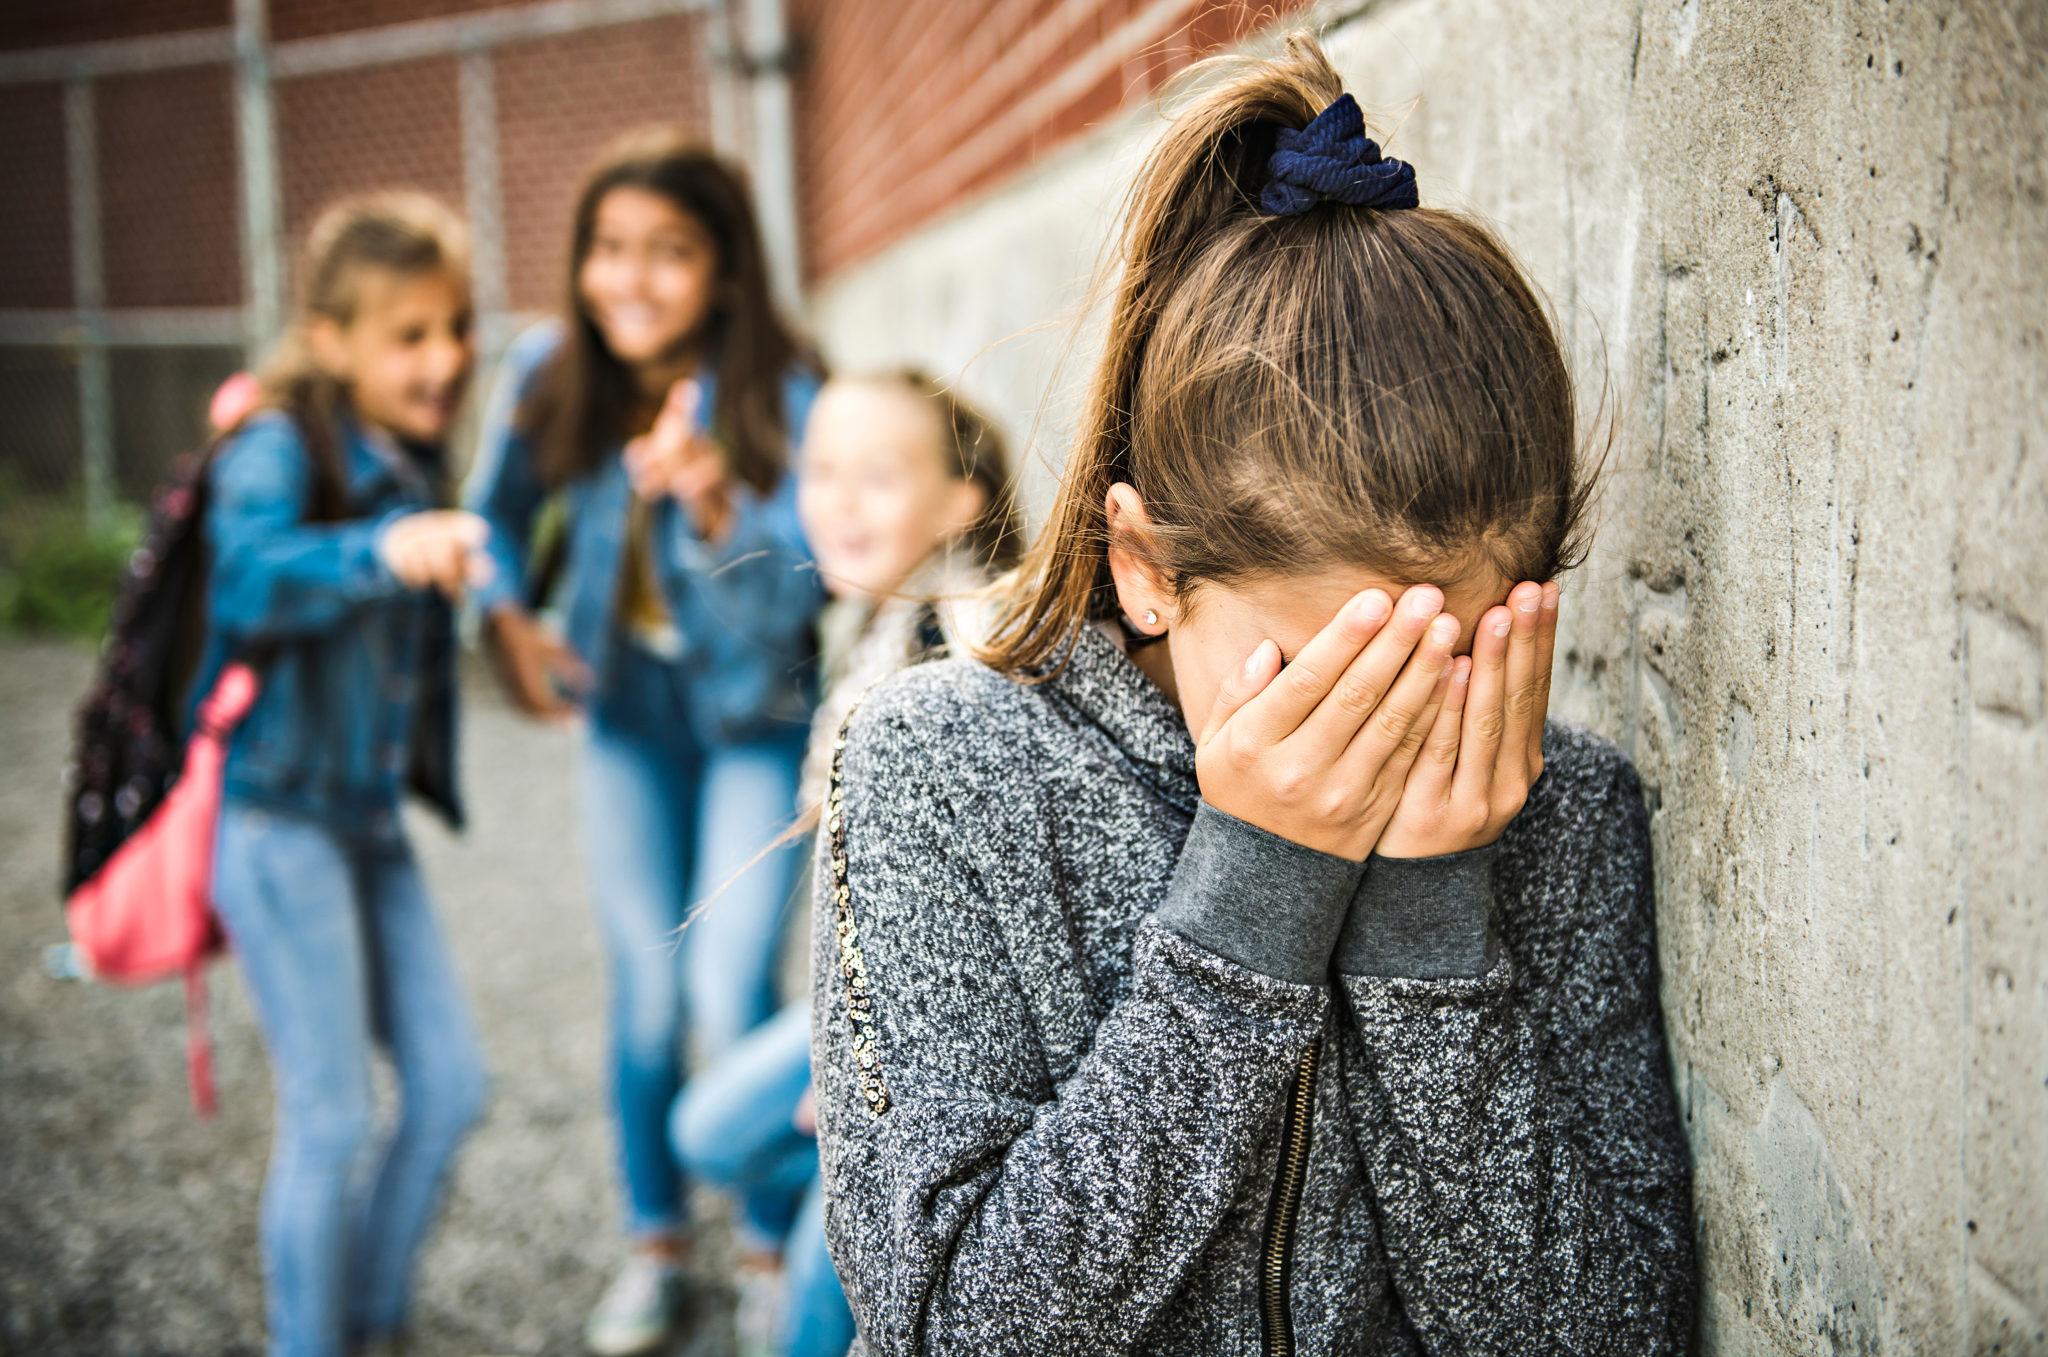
202, 192, 491, 1357
463, 128, 823, 1354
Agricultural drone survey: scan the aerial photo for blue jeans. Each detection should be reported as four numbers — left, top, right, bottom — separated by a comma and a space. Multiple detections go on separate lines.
581, 637, 808, 1237
672, 1004, 855, 1357
213, 803, 489, 1357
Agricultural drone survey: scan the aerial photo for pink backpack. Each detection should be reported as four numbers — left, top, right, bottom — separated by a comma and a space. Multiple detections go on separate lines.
64, 663, 260, 1117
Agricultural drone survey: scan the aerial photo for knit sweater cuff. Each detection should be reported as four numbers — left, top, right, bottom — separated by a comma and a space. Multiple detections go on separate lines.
1334, 843, 1498, 979
1155, 801, 1363, 985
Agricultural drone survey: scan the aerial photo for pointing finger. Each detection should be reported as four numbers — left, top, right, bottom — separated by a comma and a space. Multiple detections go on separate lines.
449, 511, 489, 549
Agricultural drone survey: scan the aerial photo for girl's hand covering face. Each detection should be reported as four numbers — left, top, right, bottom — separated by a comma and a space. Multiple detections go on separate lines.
623, 379, 734, 539
1196, 583, 1462, 862
1375, 580, 1559, 858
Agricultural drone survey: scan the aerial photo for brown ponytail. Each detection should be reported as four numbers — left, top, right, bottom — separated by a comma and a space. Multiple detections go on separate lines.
979, 34, 1592, 675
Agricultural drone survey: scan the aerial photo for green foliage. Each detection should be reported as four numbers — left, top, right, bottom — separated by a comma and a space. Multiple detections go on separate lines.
0, 500, 143, 640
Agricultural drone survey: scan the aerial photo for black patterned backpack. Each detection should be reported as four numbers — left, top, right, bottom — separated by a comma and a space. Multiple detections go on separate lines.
62, 446, 219, 898
63, 386, 342, 899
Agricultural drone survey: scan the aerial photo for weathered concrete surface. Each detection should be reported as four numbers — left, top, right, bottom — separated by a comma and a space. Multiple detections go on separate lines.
806, 2, 2048, 1350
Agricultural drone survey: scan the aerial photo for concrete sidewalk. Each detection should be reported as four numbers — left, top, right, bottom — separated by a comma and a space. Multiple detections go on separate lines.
0, 640, 744, 1356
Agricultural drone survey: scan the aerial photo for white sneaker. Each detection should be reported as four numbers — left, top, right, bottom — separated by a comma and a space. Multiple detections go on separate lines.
583, 1255, 685, 1356
732, 1256, 785, 1357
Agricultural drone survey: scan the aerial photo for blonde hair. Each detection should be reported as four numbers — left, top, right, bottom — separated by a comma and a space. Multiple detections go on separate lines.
840, 369, 1024, 572
248, 191, 470, 516
979, 35, 1592, 675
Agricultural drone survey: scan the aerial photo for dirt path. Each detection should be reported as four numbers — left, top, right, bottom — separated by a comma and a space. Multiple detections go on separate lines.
0, 640, 742, 1356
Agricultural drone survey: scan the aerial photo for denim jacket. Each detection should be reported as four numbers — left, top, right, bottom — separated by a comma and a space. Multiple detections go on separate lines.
463, 321, 822, 746
198, 411, 462, 839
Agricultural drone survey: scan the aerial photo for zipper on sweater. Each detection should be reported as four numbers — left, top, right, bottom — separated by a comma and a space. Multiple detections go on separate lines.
1260, 1037, 1322, 1357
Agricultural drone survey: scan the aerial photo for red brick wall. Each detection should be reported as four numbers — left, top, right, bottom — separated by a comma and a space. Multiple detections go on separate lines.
0, 2, 1310, 313
98, 64, 242, 307
275, 55, 467, 270
0, 84, 73, 309
790, 0, 1310, 281
0, 4, 712, 322
0, 0, 226, 52
494, 16, 709, 311
0, 1, 718, 508
270, 0, 511, 43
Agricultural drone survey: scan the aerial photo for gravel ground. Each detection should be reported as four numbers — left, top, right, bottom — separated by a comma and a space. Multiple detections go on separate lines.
0, 639, 750, 1357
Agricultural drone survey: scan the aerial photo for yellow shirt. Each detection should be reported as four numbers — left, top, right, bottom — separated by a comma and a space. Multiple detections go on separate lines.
614, 397, 681, 654
616, 492, 674, 639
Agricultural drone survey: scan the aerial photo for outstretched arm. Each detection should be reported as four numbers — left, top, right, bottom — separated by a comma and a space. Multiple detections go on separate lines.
207, 419, 407, 644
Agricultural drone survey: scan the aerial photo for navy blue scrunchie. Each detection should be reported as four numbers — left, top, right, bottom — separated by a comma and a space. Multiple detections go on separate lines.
1261, 93, 1418, 216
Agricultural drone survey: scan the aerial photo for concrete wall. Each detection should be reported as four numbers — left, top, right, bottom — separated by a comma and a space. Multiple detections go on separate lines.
803, 0, 2048, 1350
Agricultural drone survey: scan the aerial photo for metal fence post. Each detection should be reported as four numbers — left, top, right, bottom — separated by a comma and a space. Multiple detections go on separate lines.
705, 0, 748, 165
234, 0, 283, 366
741, 0, 802, 315
64, 75, 115, 529
459, 44, 511, 367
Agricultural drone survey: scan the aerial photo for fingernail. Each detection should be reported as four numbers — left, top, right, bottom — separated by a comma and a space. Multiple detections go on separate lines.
1452, 661, 1471, 685
1492, 614, 1512, 638
1408, 587, 1443, 618
1517, 589, 1539, 614
1242, 647, 1261, 681
1542, 582, 1560, 611
1355, 591, 1391, 623
1429, 615, 1458, 645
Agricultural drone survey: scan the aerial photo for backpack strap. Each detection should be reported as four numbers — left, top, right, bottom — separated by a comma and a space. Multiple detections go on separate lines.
184, 964, 217, 1120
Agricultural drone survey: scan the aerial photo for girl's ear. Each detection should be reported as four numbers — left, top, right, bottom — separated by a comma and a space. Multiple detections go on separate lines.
1104, 483, 1174, 630
304, 316, 351, 380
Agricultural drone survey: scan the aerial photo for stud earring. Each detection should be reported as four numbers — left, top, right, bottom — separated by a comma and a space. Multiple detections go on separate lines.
1118, 609, 1169, 651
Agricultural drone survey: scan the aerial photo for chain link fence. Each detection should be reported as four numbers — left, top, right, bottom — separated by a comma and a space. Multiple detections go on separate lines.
0, 346, 84, 504
0, 0, 731, 630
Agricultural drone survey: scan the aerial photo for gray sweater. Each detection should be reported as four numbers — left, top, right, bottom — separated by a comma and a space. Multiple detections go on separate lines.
811, 622, 1695, 1356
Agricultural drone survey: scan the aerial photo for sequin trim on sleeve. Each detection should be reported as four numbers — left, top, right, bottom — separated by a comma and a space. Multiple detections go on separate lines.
828, 714, 892, 1118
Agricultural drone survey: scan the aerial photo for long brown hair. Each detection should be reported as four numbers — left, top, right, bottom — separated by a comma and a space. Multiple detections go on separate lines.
249, 191, 470, 517
980, 35, 1594, 674
524, 127, 817, 493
